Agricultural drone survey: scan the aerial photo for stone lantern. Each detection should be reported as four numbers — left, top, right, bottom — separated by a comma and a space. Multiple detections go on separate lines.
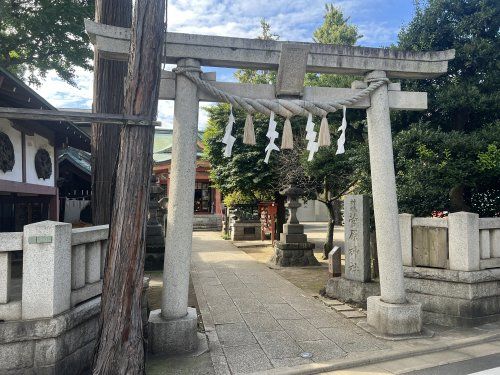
145, 175, 165, 269
272, 185, 320, 266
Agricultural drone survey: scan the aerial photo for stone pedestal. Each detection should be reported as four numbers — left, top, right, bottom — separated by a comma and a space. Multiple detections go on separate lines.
365, 296, 422, 337
230, 221, 261, 241
273, 241, 317, 266
148, 308, 199, 354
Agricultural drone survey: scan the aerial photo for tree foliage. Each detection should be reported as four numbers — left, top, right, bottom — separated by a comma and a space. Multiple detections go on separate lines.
396, 0, 500, 132
313, 4, 362, 45
364, 0, 500, 217
0, 0, 94, 85
203, 105, 281, 200
355, 121, 500, 217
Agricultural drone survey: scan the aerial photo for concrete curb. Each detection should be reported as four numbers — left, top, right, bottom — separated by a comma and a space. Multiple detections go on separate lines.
249, 331, 500, 375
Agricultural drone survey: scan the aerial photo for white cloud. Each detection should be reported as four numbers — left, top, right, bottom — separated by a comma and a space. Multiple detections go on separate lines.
33, 67, 93, 109
358, 22, 400, 47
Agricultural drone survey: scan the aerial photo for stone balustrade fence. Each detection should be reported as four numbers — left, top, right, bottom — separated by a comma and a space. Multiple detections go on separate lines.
399, 212, 500, 272
0, 220, 108, 321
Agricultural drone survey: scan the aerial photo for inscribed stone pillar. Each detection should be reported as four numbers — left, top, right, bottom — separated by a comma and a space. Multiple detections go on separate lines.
162, 58, 200, 319
344, 195, 370, 282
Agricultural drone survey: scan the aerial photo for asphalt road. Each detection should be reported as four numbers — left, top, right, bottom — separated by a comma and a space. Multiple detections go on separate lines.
408, 354, 500, 375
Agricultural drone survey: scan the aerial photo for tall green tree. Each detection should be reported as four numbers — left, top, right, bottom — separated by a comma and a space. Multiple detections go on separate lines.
234, 19, 277, 85
0, 0, 94, 85
396, 0, 500, 132
313, 4, 361, 45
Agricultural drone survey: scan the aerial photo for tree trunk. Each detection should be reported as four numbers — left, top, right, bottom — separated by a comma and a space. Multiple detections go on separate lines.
91, 0, 132, 225
449, 184, 471, 212
323, 200, 336, 259
275, 192, 286, 238
92, 0, 165, 373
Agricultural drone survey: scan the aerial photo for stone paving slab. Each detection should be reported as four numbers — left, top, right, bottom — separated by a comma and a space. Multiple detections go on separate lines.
222, 344, 273, 373
254, 331, 302, 359
333, 305, 354, 312
216, 322, 257, 347
233, 298, 265, 313
277, 319, 327, 342
340, 310, 366, 319
265, 303, 303, 320
242, 312, 282, 333
297, 340, 345, 362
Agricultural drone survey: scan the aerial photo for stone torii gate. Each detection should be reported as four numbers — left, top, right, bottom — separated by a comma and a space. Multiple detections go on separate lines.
85, 19, 454, 353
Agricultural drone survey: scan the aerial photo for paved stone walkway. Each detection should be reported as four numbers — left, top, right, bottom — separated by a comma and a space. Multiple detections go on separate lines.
190, 232, 391, 374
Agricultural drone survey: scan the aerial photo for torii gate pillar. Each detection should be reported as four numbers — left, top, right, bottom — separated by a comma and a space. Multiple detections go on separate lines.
364, 71, 422, 337
148, 58, 202, 354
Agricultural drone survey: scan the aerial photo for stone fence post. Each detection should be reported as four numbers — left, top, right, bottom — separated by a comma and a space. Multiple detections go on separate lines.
399, 213, 413, 267
448, 212, 480, 271
22, 221, 72, 319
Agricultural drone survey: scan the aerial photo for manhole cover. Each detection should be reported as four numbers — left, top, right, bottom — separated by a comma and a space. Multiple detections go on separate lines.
300, 352, 313, 359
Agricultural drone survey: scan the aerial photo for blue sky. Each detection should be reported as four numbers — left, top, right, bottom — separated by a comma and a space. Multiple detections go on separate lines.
31, 0, 416, 129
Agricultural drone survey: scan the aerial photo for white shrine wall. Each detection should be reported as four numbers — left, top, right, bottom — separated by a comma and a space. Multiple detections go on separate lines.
0, 119, 23, 183
25, 132, 55, 187
297, 199, 329, 222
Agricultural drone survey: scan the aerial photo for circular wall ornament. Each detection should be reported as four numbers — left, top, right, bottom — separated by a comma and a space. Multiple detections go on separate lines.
35, 148, 52, 180
0, 131, 15, 173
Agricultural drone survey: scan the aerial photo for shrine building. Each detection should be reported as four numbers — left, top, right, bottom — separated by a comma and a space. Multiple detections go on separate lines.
153, 128, 222, 230
0, 68, 90, 231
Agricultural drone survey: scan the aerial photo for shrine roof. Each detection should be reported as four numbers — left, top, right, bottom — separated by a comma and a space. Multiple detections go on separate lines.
0, 67, 90, 151
58, 146, 91, 175
153, 128, 204, 164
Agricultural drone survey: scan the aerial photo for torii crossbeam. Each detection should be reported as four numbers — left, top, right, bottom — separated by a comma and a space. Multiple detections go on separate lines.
85, 18, 454, 354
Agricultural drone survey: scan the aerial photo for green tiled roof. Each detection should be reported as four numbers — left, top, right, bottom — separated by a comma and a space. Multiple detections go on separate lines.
153, 128, 204, 164
58, 146, 91, 175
